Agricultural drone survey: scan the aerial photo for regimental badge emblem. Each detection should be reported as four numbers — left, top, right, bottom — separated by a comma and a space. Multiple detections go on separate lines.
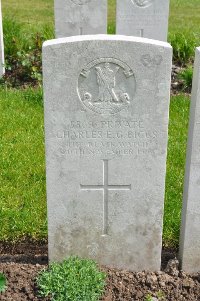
132, 0, 154, 8
71, 0, 91, 5
78, 58, 136, 115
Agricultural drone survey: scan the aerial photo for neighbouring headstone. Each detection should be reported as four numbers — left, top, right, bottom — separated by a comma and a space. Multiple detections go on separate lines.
179, 47, 200, 273
43, 35, 172, 271
54, 0, 107, 38
0, 0, 4, 76
116, 0, 170, 41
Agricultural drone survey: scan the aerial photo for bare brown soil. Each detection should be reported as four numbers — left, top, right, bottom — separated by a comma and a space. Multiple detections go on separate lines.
1, 240, 200, 301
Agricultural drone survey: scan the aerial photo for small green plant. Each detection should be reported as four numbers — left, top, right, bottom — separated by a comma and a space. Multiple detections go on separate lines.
36, 256, 106, 301
169, 32, 197, 65
145, 290, 166, 301
0, 273, 7, 293
157, 290, 166, 300
145, 294, 155, 301
178, 65, 193, 92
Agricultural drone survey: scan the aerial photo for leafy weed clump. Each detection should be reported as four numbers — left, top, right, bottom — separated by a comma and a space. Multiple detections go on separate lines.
3, 35, 42, 88
3, 17, 29, 56
0, 273, 7, 293
36, 256, 106, 301
169, 31, 198, 66
2, 17, 54, 88
145, 290, 166, 301
178, 65, 193, 92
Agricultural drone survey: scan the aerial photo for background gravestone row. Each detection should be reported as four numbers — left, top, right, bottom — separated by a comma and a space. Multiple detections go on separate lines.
54, 0, 170, 41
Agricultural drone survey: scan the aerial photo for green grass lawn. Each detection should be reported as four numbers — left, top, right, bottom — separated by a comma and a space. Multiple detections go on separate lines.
169, 0, 200, 34
2, 0, 54, 31
0, 0, 197, 246
0, 88, 46, 240
164, 95, 190, 246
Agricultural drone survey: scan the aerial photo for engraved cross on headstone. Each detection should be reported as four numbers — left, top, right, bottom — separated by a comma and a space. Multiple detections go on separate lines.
80, 160, 131, 236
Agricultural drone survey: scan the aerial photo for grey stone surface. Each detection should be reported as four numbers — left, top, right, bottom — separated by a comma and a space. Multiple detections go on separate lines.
0, 0, 4, 76
179, 47, 200, 273
54, 0, 107, 38
116, 0, 170, 41
43, 35, 172, 271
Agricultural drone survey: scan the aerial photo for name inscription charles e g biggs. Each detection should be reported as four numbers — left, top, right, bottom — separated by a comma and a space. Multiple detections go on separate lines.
56, 119, 159, 157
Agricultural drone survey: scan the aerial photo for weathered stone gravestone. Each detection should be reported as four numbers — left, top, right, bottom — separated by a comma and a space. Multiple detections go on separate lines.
0, 0, 4, 77
54, 0, 107, 38
43, 35, 172, 271
179, 47, 200, 273
116, 0, 170, 41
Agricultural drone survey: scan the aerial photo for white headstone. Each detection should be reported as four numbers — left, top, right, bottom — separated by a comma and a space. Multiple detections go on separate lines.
116, 0, 170, 41
179, 47, 200, 273
43, 35, 172, 271
0, 0, 4, 76
54, 0, 107, 38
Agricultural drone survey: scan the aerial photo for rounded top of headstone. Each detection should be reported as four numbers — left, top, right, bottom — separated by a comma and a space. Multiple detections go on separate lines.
43, 35, 172, 49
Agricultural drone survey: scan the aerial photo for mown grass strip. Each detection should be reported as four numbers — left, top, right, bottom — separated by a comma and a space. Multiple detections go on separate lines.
163, 94, 190, 247
0, 88, 47, 241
